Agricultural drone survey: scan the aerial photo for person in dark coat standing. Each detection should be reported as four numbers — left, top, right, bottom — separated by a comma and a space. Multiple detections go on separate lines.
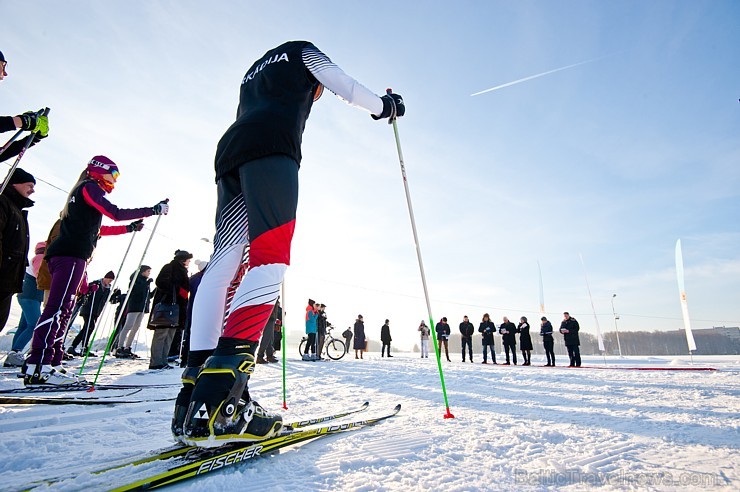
342, 326, 353, 355
459, 315, 474, 363
518, 316, 533, 366
435, 317, 451, 362
257, 299, 280, 364
68, 270, 116, 357
479, 313, 497, 364
0, 168, 35, 334
380, 319, 393, 357
560, 312, 581, 367
148, 250, 191, 369
499, 316, 517, 365
540, 316, 555, 366
114, 265, 153, 359
179, 260, 207, 366
353, 315, 366, 359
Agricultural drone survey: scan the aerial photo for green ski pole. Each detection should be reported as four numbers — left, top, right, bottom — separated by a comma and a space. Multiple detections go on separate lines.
386, 89, 453, 419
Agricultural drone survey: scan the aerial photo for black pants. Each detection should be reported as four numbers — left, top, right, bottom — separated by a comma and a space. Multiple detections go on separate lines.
438, 339, 450, 361
461, 338, 472, 361
71, 315, 98, 349
304, 333, 316, 354
381, 342, 391, 356
544, 338, 555, 365
567, 344, 581, 367
343, 336, 352, 354
504, 343, 517, 364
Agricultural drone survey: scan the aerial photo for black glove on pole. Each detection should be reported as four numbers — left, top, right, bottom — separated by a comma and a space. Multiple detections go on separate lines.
0, 107, 49, 194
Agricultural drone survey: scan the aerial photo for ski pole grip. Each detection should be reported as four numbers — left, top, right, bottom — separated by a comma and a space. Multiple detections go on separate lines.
37, 107, 51, 117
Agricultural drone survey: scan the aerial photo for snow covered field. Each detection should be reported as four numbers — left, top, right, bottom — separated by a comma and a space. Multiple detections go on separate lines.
0, 352, 738, 491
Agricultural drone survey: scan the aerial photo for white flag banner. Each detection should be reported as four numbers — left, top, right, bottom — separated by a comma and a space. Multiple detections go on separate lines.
675, 239, 697, 352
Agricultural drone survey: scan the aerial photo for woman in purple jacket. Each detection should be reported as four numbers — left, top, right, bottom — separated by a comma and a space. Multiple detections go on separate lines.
24, 156, 168, 386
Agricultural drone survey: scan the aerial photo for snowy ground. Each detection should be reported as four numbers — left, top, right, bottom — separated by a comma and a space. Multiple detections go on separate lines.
0, 350, 737, 491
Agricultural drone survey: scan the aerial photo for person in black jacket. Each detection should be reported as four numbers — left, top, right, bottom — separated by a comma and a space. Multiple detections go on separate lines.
179, 41, 405, 447
559, 312, 581, 367
518, 316, 533, 366
380, 319, 393, 357
540, 316, 555, 366
0, 168, 34, 334
479, 313, 496, 364
353, 315, 366, 359
148, 251, 191, 369
115, 265, 153, 358
435, 317, 451, 362
459, 315, 474, 363
68, 271, 116, 357
499, 316, 517, 365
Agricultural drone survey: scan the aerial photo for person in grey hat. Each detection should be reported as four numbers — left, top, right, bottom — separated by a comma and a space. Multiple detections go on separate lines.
0, 168, 35, 334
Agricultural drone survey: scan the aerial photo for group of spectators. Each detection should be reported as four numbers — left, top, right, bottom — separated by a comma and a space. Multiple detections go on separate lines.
423, 312, 582, 367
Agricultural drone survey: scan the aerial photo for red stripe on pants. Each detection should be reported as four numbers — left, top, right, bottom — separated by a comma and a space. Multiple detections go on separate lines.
248, 220, 295, 268
223, 304, 276, 341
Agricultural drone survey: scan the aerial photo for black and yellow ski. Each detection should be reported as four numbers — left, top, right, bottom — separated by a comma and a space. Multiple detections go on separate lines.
111, 404, 400, 491
30, 401, 377, 490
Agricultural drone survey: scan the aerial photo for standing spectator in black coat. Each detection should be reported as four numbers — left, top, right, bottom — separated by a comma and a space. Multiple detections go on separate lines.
459, 315, 474, 363
342, 326, 353, 355
479, 313, 497, 364
316, 303, 328, 358
68, 271, 116, 357
353, 315, 365, 359
518, 316, 533, 366
559, 312, 581, 367
180, 260, 207, 367
148, 250, 191, 369
114, 265, 153, 358
499, 316, 517, 365
540, 316, 555, 366
0, 168, 34, 334
435, 317, 451, 362
380, 319, 393, 357
257, 299, 281, 364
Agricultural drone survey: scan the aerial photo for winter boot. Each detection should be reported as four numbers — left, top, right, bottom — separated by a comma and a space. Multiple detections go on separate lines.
67, 346, 81, 357
171, 366, 200, 442
3, 350, 25, 368
182, 338, 282, 447
24, 364, 81, 386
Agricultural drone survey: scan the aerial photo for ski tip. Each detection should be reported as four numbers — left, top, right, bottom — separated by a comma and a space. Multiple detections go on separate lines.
361, 401, 369, 409
393, 404, 402, 413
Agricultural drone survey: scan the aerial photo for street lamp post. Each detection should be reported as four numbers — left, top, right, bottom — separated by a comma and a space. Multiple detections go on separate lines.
611, 294, 623, 357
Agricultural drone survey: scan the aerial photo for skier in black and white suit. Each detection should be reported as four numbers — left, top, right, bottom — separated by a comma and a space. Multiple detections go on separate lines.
179, 41, 405, 447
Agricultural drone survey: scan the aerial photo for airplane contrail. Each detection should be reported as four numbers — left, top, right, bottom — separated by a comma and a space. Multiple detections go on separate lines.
470, 55, 612, 97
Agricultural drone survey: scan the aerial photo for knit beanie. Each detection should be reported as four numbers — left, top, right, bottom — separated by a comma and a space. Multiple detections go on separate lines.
104, 271, 115, 280
8, 168, 35, 185
174, 250, 193, 262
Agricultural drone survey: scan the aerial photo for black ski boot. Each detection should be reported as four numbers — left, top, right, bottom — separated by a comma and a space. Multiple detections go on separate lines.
171, 366, 200, 442
182, 338, 283, 448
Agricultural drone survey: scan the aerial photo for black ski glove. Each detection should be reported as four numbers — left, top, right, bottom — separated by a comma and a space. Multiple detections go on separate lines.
126, 219, 144, 233
152, 200, 169, 215
17, 111, 40, 131
371, 93, 405, 121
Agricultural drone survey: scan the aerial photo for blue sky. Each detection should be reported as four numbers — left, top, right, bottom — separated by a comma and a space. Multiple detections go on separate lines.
2, 1, 738, 350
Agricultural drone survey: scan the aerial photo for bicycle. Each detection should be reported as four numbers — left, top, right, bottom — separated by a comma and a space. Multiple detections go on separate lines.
299, 326, 346, 360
